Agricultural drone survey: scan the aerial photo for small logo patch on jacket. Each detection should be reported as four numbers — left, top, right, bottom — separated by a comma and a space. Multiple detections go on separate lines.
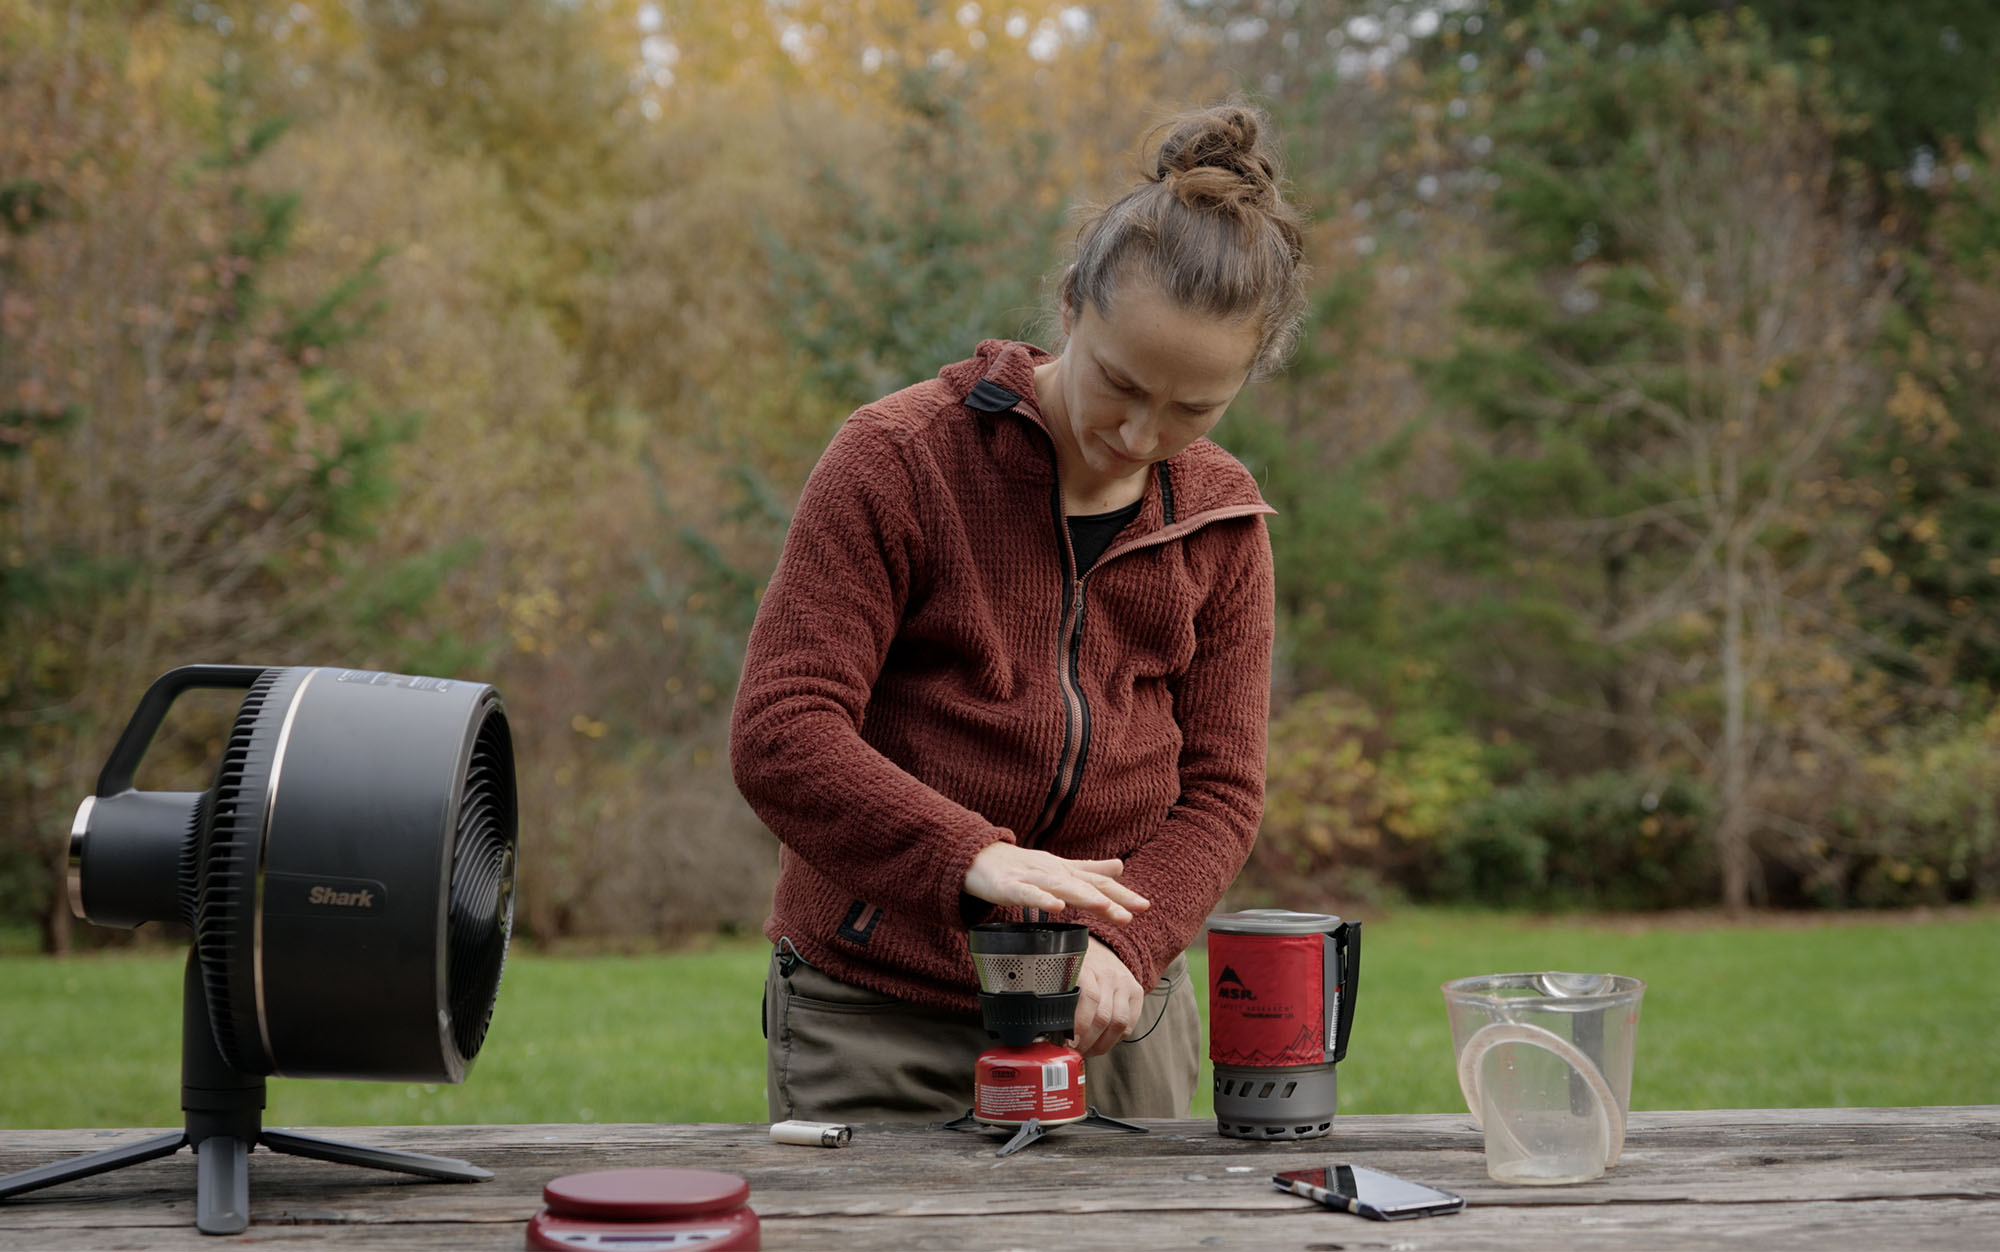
837, 900, 882, 946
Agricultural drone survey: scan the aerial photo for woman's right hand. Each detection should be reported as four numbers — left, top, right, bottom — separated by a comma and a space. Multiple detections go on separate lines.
963, 843, 1150, 924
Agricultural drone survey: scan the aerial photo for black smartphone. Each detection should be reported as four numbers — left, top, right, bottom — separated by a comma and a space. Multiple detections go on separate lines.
1272, 1164, 1466, 1221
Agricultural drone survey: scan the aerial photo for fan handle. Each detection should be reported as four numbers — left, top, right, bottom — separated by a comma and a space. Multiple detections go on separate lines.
95, 666, 268, 796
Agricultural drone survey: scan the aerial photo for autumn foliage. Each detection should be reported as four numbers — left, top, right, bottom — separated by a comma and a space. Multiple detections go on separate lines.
5, 1, 1999, 949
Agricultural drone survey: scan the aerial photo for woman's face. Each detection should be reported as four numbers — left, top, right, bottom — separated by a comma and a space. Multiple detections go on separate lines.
1046, 279, 1261, 496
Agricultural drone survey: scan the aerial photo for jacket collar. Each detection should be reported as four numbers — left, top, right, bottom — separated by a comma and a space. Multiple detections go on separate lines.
945, 339, 1274, 521
944, 339, 1049, 421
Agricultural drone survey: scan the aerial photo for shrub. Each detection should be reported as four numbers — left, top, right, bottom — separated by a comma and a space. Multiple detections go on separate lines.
1250, 692, 1507, 906
1424, 771, 1717, 910
0, 841, 44, 938
1249, 691, 1394, 904
1804, 707, 2000, 907
1378, 717, 1501, 845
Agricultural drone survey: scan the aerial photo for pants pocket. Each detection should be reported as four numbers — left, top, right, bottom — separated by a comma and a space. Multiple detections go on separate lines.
1083, 953, 1198, 1118
768, 959, 982, 1122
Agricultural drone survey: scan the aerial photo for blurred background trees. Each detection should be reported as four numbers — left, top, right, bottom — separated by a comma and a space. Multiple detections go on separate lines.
5, 0, 1997, 950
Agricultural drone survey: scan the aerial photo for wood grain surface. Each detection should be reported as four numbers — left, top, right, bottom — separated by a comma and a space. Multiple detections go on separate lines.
2, 1108, 1995, 1249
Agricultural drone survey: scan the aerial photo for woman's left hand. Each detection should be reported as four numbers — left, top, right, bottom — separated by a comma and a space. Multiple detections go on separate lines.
962, 843, 1149, 924
1071, 938, 1144, 1057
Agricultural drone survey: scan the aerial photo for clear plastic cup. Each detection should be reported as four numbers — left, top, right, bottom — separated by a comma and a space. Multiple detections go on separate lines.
1441, 973, 1644, 1185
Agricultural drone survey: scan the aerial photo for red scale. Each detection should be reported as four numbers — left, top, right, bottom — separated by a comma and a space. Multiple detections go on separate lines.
527, 1168, 759, 1251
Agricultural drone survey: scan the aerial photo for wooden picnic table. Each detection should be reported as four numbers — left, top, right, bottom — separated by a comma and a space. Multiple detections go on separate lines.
1, 1106, 1994, 1249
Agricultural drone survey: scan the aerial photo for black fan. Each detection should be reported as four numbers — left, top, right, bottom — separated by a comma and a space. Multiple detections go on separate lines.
0, 665, 519, 1235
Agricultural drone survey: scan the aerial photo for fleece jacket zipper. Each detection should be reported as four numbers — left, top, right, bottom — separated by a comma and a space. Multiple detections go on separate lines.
960, 375, 1257, 877
1028, 478, 1092, 849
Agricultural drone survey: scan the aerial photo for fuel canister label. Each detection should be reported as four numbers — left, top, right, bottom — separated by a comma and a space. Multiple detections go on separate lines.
977, 1082, 1038, 1114
1208, 932, 1328, 1067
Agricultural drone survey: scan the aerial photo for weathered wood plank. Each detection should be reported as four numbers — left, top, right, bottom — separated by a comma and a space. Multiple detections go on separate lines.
0, 1109, 1993, 1250
0, 1201, 1995, 1252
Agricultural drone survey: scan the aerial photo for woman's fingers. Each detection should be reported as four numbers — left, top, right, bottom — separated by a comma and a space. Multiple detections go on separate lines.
1064, 861, 1150, 907
1072, 940, 1144, 1056
1085, 873, 1151, 913
1032, 871, 1138, 923
964, 844, 1150, 923
1072, 997, 1113, 1055
1068, 858, 1128, 877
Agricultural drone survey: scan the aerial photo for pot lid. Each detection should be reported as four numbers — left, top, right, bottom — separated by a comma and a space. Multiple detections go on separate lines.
1205, 908, 1344, 936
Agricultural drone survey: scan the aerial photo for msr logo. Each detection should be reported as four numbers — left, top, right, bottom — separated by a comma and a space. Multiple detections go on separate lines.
308, 885, 375, 908
1216, 965, 1256, 1001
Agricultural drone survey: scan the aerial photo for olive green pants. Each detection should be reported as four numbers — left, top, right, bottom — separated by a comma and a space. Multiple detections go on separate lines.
763, 947, 1201, 1123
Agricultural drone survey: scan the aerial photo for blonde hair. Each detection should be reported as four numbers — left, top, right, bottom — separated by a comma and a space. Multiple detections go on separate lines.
1060, 103, 1309, 381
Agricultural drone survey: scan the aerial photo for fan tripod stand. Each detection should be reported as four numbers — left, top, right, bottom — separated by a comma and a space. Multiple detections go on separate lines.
0, 952, 490, 1235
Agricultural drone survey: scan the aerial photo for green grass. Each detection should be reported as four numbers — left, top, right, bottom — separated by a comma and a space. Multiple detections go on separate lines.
2, 908, 1994, 1129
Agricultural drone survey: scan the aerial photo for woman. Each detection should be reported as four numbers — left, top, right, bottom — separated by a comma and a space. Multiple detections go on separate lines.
731, 102, 1308, 1122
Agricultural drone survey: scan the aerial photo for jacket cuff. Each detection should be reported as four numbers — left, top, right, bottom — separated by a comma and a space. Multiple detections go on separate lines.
958, 892, 1002, 929
936, 828, 1015, 928
1082, 920, 1162, 990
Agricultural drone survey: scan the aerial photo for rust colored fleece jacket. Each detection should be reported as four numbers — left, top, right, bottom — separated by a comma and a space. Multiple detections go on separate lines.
731, 340, 1274, 1013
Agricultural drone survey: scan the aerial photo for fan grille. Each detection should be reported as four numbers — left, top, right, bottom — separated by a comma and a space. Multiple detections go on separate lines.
445, 707, 516, 1062
195, 668, 289, 1073
175, 790, 210, 932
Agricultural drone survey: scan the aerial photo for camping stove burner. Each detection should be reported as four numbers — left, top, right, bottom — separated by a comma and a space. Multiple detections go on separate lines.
942, 922, 1149, 1157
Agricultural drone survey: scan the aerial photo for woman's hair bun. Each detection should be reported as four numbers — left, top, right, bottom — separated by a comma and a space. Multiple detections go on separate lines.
1151, 104, 1278, 212
1060, 98, 1308, 381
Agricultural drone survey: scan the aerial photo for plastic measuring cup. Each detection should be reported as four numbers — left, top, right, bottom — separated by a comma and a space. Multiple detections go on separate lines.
1441, 973, 1644, 1184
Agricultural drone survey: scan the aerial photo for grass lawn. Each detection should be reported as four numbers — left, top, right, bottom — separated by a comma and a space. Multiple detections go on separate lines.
1, 907, 1993, 1129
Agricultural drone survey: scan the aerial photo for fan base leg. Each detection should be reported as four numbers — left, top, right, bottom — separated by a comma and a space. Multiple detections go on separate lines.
196, 1135, 250, 1235
260, 1129, 491, 1182
0, 1131, 187, 1202
0, 952, 488, 1235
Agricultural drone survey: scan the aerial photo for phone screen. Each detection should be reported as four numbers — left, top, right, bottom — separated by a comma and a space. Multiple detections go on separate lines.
1272, 1164, 1465, 1219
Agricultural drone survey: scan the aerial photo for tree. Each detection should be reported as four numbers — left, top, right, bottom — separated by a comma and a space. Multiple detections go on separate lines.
1700, 0, 2000, 182
762, 65, 1065, 413
1839, 119, 2000, 693
0, 7, 412, 949
1420, 10, 1893, 907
